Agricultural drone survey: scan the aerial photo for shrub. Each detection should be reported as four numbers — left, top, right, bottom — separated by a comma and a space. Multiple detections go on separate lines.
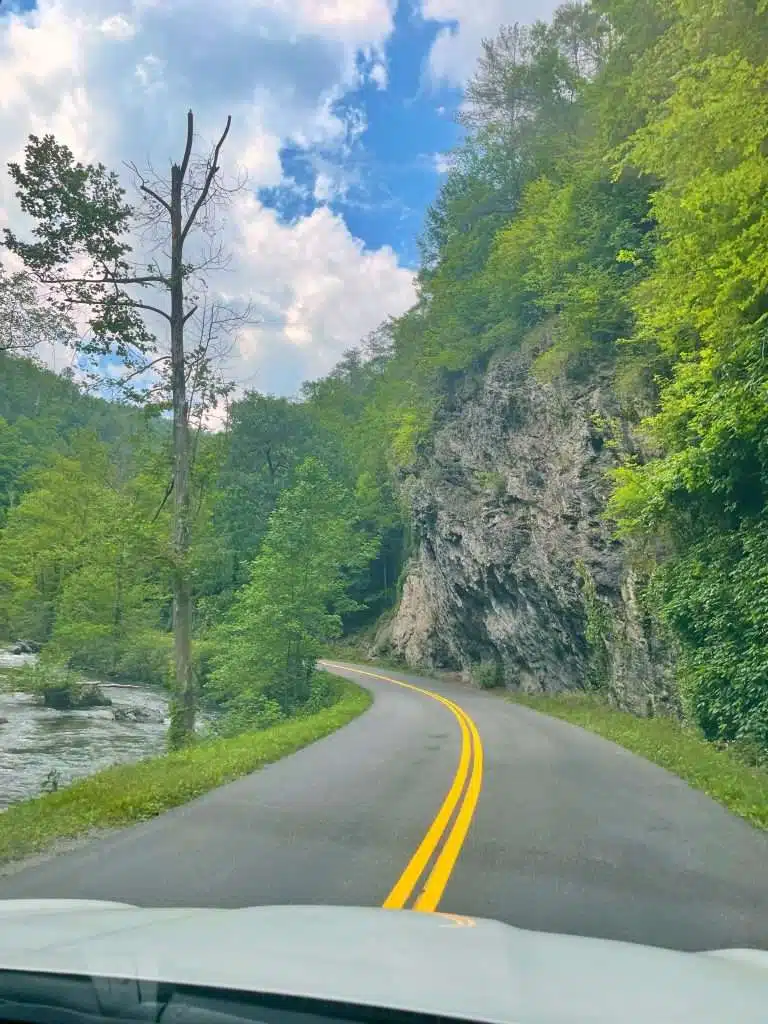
471, 659, 504, 689
114, 630, 173, 687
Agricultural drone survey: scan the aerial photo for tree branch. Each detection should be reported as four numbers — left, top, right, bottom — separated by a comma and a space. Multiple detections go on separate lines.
151, 477, 175, 523
179, 109, 195, 183
127, 299, 172, 322
64, 295, 172, 322
180, 115, 232, 246
39, 273, 167, 287
138, 182, 172, 215
122, 354, 170, 381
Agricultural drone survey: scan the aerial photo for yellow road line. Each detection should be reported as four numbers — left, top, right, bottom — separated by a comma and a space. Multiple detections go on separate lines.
382, 696, 471, 910
320, 660, 483, 913
414, 703, 483, 911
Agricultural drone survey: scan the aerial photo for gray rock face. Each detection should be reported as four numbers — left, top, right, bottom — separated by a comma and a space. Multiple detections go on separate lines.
376, 349, 675, 714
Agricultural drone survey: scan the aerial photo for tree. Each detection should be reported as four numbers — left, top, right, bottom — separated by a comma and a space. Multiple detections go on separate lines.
0, 265, 76, 358
208, 459, 378, 726
3, 110, 243, 746
0, 431, 170, 669
217, 393, 343, 567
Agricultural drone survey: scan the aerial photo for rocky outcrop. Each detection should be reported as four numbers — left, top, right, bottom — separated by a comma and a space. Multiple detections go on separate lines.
376, 345, 676, 714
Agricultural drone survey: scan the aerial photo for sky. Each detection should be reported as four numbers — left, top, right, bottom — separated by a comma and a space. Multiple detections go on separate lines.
0, 0, 558, 398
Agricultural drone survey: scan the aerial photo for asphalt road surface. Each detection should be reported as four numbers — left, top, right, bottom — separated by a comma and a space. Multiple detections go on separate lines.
2, 661, 768, 952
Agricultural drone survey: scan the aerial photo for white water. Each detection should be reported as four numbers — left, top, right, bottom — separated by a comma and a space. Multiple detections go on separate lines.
0, 652, 171, 810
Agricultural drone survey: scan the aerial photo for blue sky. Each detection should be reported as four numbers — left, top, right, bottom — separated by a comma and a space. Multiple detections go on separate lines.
261, 2, 465, 268
0, 0, 557, 395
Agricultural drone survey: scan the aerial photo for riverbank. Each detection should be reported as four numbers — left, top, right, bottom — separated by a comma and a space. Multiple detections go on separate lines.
509, 692, 768, 831
0, 665, 174, 809
0, 675, 371, 868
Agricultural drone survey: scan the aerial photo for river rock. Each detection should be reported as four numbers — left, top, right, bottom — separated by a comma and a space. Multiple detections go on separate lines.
43, 684, 112, 710
10, 640, 41, 655
112, 706, 164, 724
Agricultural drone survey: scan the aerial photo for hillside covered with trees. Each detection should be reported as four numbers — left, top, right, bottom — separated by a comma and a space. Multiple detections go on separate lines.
1, 0, 767, 765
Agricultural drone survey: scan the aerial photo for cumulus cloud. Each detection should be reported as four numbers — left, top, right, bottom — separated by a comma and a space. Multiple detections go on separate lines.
229, 200, 414, 393
99, 13, 135, 40
418, 0, 561, 85
0, 0, 413, 397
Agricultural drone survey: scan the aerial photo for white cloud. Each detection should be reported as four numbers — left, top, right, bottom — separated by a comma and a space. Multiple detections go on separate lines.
100, 14, 135, 40
265, 0, 395, 48
418, 0, 561, 85
227, 199, 415, 393
134, 53, 165, 92
313, 172, 336, 202
0, 0, 409, 397
370, 60, 388, 89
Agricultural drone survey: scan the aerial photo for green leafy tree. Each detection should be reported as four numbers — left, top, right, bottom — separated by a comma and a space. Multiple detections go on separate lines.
0, 265, 76, 358
217, 393, 346, 569
605, 0, 768, 747
0, 431, 171, 677
208, 459, 379, 726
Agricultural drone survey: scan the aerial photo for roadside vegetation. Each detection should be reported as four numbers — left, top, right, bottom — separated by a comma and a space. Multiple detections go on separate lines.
509, 693, 768, 831
0, 675, 370, 867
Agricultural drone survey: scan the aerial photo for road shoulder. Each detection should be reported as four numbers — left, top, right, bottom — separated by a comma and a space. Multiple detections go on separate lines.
508, 692, 768, 831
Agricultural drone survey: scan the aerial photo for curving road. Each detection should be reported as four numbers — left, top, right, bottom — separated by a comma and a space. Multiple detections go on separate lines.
1, 661, 767, 952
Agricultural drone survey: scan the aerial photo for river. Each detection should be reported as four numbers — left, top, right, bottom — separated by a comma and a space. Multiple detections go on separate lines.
0, 651, 173, 811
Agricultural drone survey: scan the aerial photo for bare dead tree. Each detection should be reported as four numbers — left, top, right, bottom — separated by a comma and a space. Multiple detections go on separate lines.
4, 110, 252, 746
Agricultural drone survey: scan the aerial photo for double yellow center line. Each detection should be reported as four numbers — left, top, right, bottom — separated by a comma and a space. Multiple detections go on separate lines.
321, 662, 484, 913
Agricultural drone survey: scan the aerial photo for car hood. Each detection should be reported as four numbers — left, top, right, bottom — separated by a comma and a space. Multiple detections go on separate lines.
1, 900, 767, 1024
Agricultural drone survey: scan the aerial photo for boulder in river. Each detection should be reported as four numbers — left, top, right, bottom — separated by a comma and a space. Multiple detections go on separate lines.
43, 684, 112, 710
112, 705, 164, 724
10, 640, 41, 655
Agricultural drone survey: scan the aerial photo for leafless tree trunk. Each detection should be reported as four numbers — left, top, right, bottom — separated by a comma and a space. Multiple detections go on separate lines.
165, 112, 231, 745
5, 108, 240, 747
168, 132, 194, 743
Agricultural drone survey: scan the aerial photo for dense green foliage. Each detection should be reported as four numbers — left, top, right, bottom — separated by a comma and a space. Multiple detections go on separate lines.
298, 0, 768, 754
0, 353, 142, 521
208, 459, 378, 730
0, 357, 385, 730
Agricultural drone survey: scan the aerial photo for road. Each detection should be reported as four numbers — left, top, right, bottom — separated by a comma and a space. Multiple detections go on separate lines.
1, 661, 768, 952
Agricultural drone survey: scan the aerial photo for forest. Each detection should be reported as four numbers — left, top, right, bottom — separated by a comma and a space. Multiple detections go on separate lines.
0, 0, 766, 759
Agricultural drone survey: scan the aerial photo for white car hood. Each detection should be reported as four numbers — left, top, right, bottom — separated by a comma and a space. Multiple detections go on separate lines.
1, 900, 767, 1024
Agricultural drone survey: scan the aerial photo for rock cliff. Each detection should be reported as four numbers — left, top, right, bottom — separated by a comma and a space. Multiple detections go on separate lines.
375, 345, 676, 714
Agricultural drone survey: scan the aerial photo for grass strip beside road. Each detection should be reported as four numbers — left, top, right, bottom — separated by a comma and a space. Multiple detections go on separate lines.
510, 692, 768, 831
0, 675, 371, 867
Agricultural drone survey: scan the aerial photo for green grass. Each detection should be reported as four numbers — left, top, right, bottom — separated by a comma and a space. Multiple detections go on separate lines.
509, 692, 768, 831
0, 675, 372, 867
